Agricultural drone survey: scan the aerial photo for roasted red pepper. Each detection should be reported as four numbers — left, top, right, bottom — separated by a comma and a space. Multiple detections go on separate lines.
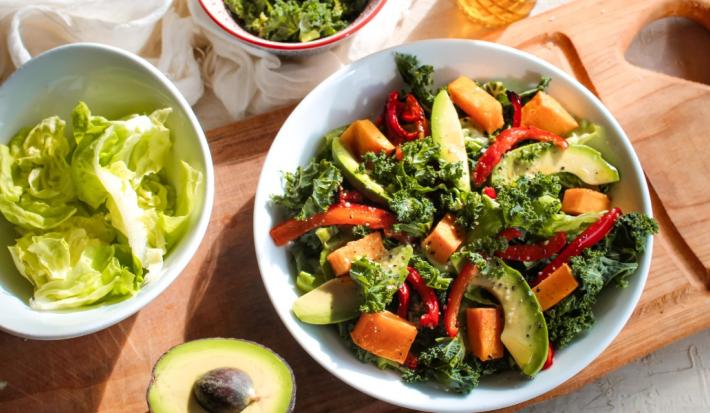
270, 204, 396, 246
397, 282, 411, 319
482, 186, 497, 199
473, 126, 568, 186
338, 189, 364, 205
444, 262, 478, 337
499, 227, 523, 241
507, 90, 522, 128
385, 91, 428, 144
543, 344, 554, 370
496, 232, 567, 262
404, 353, 419, 369
406, 267, 440, 329
534, 208, 622, 284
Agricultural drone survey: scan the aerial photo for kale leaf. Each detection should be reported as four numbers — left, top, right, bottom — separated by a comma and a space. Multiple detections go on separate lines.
271, 158, 342, 220
496, 173, 562, 234
395, 53, 436, 113
410, 253, 453, 290
349, 245, 411, 313
545, 212, 658, 347
224, 0, 367, 43
404, 335, 481, 394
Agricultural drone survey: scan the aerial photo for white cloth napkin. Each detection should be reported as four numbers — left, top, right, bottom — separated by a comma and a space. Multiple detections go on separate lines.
0, 0, 413, 127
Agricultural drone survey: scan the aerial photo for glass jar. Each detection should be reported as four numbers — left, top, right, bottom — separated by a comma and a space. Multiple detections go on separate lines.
456, 0, 537, 27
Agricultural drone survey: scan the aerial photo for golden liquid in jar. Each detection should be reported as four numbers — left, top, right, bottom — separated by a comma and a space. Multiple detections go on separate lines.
456, 0, 537, 27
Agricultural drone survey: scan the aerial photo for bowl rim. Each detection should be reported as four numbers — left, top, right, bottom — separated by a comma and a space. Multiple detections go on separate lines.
0, 42, 215, 340
253, 38, 653, 411
197, 0, 387, 51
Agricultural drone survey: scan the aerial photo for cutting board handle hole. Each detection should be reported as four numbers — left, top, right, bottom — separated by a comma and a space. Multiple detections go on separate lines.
626, 15, 710, 87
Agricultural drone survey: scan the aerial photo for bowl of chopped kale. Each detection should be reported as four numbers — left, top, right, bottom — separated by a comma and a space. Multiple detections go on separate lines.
253, 39, 657, 412
198, 0, 386, 55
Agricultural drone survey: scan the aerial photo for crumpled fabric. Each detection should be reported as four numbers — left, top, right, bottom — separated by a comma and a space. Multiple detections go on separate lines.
0, 0, 413, 126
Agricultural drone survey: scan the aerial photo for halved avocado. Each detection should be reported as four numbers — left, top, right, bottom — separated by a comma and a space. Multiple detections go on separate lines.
147, 338, 295, 413
292, 277, 362, 324
491, 142, 620, 186
470, 260, 548, 376
331, 136, 390, 204
431, 90, 471, 191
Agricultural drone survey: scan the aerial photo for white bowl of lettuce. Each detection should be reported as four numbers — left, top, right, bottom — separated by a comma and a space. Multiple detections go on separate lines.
0, 43, 214, 340
253, 39, 654, 412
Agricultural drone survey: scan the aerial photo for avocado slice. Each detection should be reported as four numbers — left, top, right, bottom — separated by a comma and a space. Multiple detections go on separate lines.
431, 90, 471, 191
470, 260, 548, 376
292, 277, 362, 324
491, 142, 620, 186
147, 338, 295, 413
331, 136, 390, 204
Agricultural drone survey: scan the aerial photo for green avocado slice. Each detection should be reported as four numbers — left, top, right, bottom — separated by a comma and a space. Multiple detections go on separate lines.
431, 90, 471, 191
470, 260, 548, 377
147, 338, 295, 413
292, 277, 362, 325
331, 136, 390, 204
491, 142, 620, 186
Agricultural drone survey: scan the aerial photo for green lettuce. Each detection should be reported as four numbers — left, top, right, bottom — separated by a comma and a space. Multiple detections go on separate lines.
0, 102, 202, 310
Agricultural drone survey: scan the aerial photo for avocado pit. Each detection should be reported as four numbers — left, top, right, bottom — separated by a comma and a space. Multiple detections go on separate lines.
193, 367, 258, 413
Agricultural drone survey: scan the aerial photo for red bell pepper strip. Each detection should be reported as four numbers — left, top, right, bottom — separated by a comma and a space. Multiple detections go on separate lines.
496, 232, 567, 262
406, 267, 440, 329
338, 189, 364, 205
543, 344, 554, 370
397, 282, 411, 319
269, 204, 396, 246
472, 126, 568, 186
444, 262, 479, 337
482, 186, 497, 199
499, 227, 523, 241
385, 91, 429, 144
507, 90, 522, 128
534, 208, 622, 284
404, 353, 419, 369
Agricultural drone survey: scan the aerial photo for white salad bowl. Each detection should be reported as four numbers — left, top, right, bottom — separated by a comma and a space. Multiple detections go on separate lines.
0, 43, 214, 340
253, 39, 653, 412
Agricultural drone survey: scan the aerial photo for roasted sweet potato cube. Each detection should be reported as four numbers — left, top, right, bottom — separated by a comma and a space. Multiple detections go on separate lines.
447, 76, 504, 134
350, 311, 418, 364
340, 119, 394, 159
533, 264, 579, 311
421, 214, 464, 264
561, 188, 611, 215
327, 232, 386, 276
466, 307, 505, 361
521, 91, 579, 136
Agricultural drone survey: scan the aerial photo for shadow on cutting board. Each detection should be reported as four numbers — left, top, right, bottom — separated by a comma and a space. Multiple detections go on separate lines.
0, 315, 137, 412
182, 198, 407, 413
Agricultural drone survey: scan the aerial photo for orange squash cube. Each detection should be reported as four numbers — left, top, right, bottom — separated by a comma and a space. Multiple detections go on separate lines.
327, 232, 386, 276
533, 263, 579, 311
421, 214, 464, 265
340, 119, 395, 159
350, 311, 418, 364
466, 307, 505, 361
561, 188, 611, 215
447, 76, 504, 134
521, 91, 579, 136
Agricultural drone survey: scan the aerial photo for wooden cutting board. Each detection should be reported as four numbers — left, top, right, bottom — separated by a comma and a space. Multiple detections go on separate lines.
1, 0, 709, 412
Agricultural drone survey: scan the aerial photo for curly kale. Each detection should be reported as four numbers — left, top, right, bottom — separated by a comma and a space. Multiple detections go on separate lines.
496, 173, 562, 234
349, 245, 411, 313
545, 212, 658, 347
395, 53, 436, 113
410, 253, 452, 290
271, 158, 342, 220
362, 137, 463, 237
224, 0, 368, 43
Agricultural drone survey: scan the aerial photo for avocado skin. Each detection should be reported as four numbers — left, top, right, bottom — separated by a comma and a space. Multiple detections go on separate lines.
331, 136, 390, 204
147, 338, 296, 413
193, 368, 255, 413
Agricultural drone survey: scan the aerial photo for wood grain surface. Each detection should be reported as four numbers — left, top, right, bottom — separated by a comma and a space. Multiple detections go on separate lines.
2, 0, 710, 412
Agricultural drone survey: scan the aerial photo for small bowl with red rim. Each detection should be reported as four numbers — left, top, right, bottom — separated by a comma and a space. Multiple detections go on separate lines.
198, 0, 387, 56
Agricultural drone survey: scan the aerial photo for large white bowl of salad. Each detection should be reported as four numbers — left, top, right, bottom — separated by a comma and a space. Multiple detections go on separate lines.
0, 44, 214, 340
254, 39, 656, 412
